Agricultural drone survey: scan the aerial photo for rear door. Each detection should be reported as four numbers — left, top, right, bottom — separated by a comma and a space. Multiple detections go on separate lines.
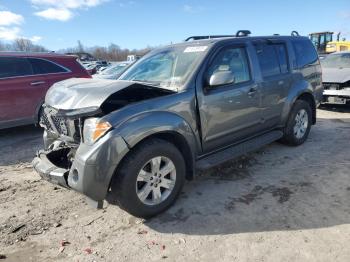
253, 40, 291, 129
27, 57, 72, 89
196, 43, 263, 153
0, 57, 48, 125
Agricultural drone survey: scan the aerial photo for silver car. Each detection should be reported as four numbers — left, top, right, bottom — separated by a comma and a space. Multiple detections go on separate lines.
322, 51, 350, 104
93, 62, 131, 80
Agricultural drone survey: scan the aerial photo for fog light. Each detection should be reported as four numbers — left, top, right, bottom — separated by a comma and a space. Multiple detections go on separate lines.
72, 169, 79, 182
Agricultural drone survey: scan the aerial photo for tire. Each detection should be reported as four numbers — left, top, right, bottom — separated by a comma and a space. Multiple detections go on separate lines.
36, 104, 44, 127
280, 100, 312, 146
110, 138, 186, 218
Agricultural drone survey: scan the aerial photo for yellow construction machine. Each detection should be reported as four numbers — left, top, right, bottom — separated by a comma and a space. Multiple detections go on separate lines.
309, 31, 350, 54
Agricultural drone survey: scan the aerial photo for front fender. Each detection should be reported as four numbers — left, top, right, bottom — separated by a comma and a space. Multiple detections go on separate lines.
115, 111, 198, 154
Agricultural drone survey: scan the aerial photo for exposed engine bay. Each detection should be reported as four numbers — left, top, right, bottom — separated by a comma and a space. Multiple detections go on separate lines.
40, 81, 176, 144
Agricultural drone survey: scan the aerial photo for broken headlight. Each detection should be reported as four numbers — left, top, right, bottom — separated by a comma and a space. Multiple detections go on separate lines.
83, 118, 112, 145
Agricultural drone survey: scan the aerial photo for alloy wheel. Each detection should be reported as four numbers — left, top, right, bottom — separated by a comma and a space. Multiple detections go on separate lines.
293, 109, 308, 139
136, 156, 176, 205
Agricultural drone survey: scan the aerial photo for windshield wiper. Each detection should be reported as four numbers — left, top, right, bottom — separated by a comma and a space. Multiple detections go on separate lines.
132, 79, 161, 86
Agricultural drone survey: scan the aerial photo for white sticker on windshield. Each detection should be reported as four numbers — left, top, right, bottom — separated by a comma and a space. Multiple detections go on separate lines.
184, 46, 208, 53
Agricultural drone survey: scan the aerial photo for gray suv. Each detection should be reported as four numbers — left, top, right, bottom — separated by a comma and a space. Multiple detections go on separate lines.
33, 31, 323, 217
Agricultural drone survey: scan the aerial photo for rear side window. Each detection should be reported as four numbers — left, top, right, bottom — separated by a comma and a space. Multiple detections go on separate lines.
255, 43, 289, 77
0, 57, 33, 78
28, 58, 68, 74
207, 47, 251, 84
292, 39, 318, 68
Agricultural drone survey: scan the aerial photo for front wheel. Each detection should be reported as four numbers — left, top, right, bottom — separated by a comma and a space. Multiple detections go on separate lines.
281, 100, 312, 146
110, 138, 186, 218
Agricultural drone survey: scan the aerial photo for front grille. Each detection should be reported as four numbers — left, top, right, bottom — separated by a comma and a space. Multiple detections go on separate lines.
40, 105, 81, 142
51, 115, 69, 136
40, 111, 52, 130
323, 83, 340, 90
41, 106, 70, 137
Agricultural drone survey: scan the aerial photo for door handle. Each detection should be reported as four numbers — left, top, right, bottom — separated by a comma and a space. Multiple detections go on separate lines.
248, 86, 258, 96
30, 81, 46, 86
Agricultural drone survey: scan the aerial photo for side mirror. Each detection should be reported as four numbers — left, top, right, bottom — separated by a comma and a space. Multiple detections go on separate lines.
209, 71, 235, 87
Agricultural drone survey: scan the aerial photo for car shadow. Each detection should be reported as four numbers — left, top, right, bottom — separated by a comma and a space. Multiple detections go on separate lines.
0, 125, 43, 166
319, 104, 350, 113
141, 118, 350, 235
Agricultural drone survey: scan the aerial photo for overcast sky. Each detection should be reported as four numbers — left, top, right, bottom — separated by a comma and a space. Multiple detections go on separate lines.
0, 0, 349, 50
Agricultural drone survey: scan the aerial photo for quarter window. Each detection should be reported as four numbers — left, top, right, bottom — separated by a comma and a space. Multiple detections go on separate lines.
207, 47, 251, 84
0, 57, 33, 78
292, 39, 318, 68
255, 43, 289, 77
28, 58, 68, 74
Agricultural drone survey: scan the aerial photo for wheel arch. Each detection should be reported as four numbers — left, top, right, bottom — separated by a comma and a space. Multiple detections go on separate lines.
295, 92, 316, 124
282, 80, 317, 125
114, 111, 199, 181
131, 131, 195, 180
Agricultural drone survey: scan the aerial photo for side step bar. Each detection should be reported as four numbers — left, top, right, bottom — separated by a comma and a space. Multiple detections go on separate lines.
196, 130, 283, 170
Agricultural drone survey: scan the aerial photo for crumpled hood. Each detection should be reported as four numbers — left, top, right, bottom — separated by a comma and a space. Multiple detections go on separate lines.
45, 78, 135, 110
322, 67, 350, 83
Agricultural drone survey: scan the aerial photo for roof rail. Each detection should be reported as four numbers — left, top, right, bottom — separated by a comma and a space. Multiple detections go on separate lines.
185, 30, 252, 42
291, 31, 300, 36
185, 35, 235, 41
236, 30, 251, 37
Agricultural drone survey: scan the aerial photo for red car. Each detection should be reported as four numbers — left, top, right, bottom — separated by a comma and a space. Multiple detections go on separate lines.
0, 52, 91, 129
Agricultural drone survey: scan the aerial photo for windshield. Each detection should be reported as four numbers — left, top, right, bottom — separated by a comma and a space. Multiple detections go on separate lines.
120, 45, 209, 90
102, 63, 129, 75
321, 53, 350, 68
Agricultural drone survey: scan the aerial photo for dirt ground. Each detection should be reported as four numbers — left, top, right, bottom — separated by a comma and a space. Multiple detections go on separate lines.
0, 106, 349, 262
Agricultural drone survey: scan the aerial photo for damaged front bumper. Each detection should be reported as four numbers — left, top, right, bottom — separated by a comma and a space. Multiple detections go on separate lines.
323, 88, 350, 104
32, 150, 69, 188
32, 130, 130, 204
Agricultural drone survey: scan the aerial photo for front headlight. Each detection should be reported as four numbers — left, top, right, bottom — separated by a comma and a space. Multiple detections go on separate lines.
83, 118, 112, 145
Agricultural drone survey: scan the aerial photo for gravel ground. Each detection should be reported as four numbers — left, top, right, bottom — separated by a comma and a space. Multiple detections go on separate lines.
0, 106, 349, 262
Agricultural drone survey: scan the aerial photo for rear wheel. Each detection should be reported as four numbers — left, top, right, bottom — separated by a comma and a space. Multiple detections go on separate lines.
110, 138, 186, 218
281, 100, 312, 146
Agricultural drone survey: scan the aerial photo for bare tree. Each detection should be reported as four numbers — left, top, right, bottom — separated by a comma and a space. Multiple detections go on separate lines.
77, 40, 84, 53
10, 38, 48, 52
13, 38, 32, 51
1, 38, 150, 58
59, 42, 152, 61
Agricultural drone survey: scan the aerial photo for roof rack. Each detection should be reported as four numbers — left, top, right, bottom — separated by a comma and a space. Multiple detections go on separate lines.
185, 30, 252, 41
185, 35, 235, 41
236, 30, 251, 37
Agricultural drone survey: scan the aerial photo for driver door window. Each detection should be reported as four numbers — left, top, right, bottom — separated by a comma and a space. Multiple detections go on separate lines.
207, 47, 250, 86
